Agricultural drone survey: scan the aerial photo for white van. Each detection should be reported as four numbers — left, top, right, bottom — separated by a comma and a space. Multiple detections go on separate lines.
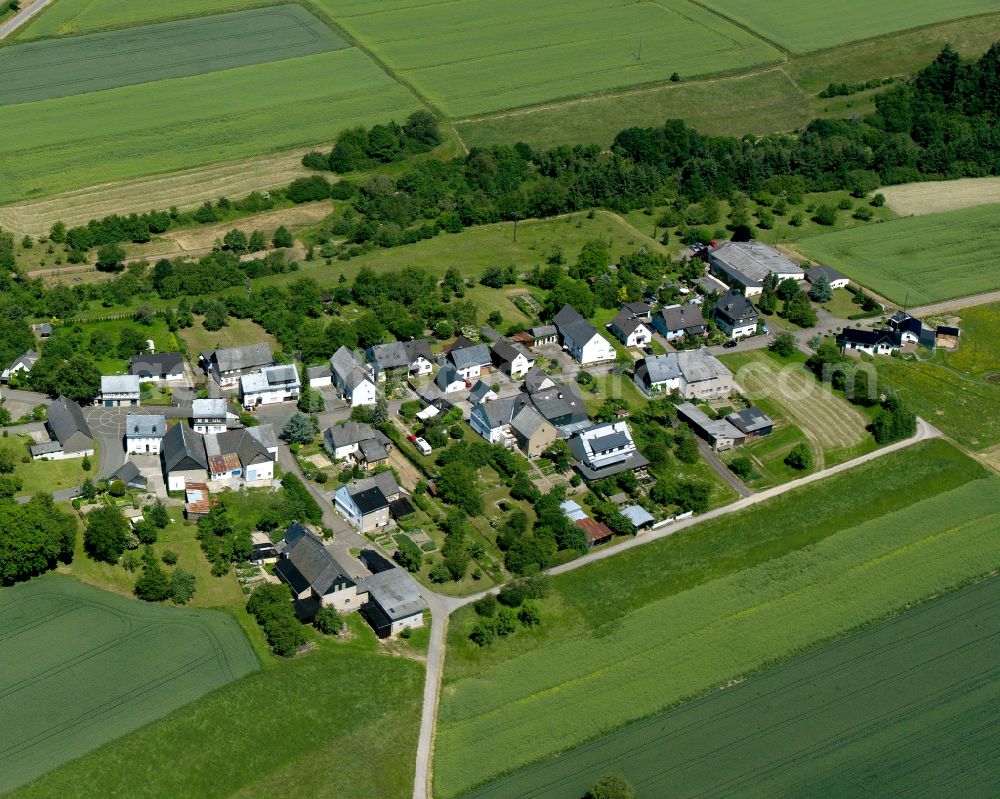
414, 437, 432, 455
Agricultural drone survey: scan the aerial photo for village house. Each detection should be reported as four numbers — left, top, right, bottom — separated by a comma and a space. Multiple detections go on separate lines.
805, 265, 849, 290
651, 304, 707, 341
620, 301, 652, 322
523, 366, 556, 393
128, 352, 185, 382
29, 396, 95, 461
98, 375, 141, 407
553, 304, 616, 366
334, 471, 407, 533
510, 405, 557, 458
468, 380, 498, 405
708, 240, 804, 297
125, 413, 166, 455
1, 349, 38, 383
239, 364, 301, 410
162, 423, 276, 491
491, 338, 535, 379
366, 340, 434, 382
191, 398, 233, 434
275, 523, 366, 610
162, 424, 209, 491
323, 421, 392, 471
109, 461, 147, 491
448, 339, 492, 381
887, 311, 936, 348
469, 395, 526, 448
529, 381, 590, 435
200, 343, 273, 389
568, 421, 648, 481
356, 566, 428, 638
634, 350, 735, 399
329, 346, 377, 407
434, 365, 466, 394
676, 402, 745, 451
530, 324, 558, 346
836, 328, 903, 356
608, 308, 654, 348
713, 289, 760, 340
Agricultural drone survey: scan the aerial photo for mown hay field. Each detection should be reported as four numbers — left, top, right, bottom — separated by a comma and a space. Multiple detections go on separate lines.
0, 6, 345, 106
318, 0, 781, 116
798, 204, 1000, 305
696, 0, 1000, 53
0, 575, 258, 795
0, 48, 424, 204
880, 176, 1000, 216
466, 574, 1000, 799
436, 441, 1000, 797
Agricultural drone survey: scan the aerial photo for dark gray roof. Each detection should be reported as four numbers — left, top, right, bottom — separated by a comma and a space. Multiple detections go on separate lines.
192, 398, 227, 418
836, 328, 902, 348
658, 304, 705, 332
936, 326, 960, 336
523, 366, 554, 393
209, 343, 272, 373
161, 423, 208, 473
435, 365, 463, 390
265, 364, 298, 385
450, 343, 491, 371
491, 339, 522, 365
553, 304, 599, 345
590, 430, 630, 452
326, 421, 378, 449
805, 265, 847, 284
348, 471, 402, 503
213, 428, 272, 468
307, 364, 331, 380
126, 414, 166, 438
359, 438, 389, 463
7, 349, 38, 371
475, 394, 529, 429
479, 326, 503, 344
129, 352, 184, 376
609, 309, 647, 338
635, 354, 682, 385
357, 568, 427, 622
510, 405, 548, 439
46, 396, 93, 446
280, 523, 356, 596
368, 339, 433, 370
531, 325, 557, 338
110, 461, 146, 488
714, 289, 758, 324
529, 383, 588, 425
726, 407, 773, 434
352, 486, 389, 514
468, 380, 495, 403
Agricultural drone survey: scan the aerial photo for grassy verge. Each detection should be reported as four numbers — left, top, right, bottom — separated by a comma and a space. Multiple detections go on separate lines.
435, 440, 998, 796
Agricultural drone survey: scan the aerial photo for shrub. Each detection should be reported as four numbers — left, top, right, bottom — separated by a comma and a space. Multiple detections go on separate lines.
474, 594, 498, 618
161, 550, 179, 565
246, 583, 305, 657
728, 455, 757, 481
314, 605, 345, 635
169, 568, 196, 604
498, 584, 526, 608
518, 601, 542, 627
469, 620, 495, 647
785, 443, 813, 471
134, 558, 171, 602
853, 206, 874, 221
813, 204, 838, 225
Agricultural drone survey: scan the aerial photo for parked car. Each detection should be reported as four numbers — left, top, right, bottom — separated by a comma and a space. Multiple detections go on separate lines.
407, 433, 417, 443
760, 324, 769, 334
723, 339, 738, 349
643, 346, 654, 355
414, 437, 432, 455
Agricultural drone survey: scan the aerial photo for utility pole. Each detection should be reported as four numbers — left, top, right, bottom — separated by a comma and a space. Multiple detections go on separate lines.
637, 36, 642, 62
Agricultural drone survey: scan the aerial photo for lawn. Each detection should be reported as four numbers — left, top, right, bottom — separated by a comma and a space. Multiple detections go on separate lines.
0, 574, 258, 795
797, 204, 1000, 305
0, 435, 92, 497
465, 574, 1000, 799
695, 0, 999, 53
720, 349, 873, 467
10, 634, 424, 799
0, 48, 425, 204
435, 440, 1000, 796
821, 286, 864, 319
721, 414, 812, 489
318, 0, 781, 116
178, 316, 278, 358
0, 6, 346, 106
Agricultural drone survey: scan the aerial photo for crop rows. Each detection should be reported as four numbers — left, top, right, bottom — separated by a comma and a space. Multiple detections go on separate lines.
435, 474, 1000, 796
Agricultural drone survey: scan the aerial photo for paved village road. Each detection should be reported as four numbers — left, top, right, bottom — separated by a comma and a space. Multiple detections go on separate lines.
410, 417, 942, 799
0, 0, 54, 39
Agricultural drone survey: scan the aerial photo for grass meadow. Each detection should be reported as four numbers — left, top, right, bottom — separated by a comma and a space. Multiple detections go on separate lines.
874, 302, 1000, 450
436, 440, 998, 796
10, 634, 424, 799
696, 0, 999, 53
0, 435, 91, 497
798, 204, 1000, 305
465, 574, 1000, 799
318, 0, 781, 116
0, 575, 258, 795
0, 6, 345, 106
0, 48, 424, 204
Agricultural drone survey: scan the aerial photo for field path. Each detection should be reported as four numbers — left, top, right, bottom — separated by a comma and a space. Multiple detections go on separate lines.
412, 418, 940, 798
0, 0, 53, 40
909, 290, 1000, 318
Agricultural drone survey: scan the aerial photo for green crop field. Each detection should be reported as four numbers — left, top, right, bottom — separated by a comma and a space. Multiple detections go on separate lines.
798, 204, 1000, 305
0, 48, 424, 204
11, 629, 424, 799
319, 0, 781, 116
695, 0, 999, 53
0, 575, 258, 794
874, 302, 1000, 450
0, 6, 346, 106
436, 440, 1000, 797
465, 574, 1000, 799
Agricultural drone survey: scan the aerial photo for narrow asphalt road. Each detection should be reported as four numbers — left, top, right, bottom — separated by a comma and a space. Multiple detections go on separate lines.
0, 0, 54, 39
409, 418, 941, 798
697, 438, 751, 498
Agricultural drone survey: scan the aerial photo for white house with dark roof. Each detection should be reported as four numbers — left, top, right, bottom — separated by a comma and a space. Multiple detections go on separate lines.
714, 288, 759, 340
200, 343, 273, 388
553, 305, 616, 365
469, 394, 526, 448
608, 309, 653, 348
836, 328, 903, 356
29, 396, 95, 460
329, 346, 377, 407
449, 340, 491, 381
275, 523, 365, 610
2, 349, 38, 383
125, 413, 166, 455
367, 340, 434, 381
634, 354, 683, 396
191, 398, 232, 434
161, 423, 209, 491
652, 304, 707, 340
323, 421, 391, 471
334, 471, 406, 532
523, 366, 555, 393
128, 352, 185, 382
568, 421, 648, 481
490, 338, 535, 379
239, 364, 300, 409
805, 265, 849, 290
435, 365, 466, 394
98, 375, 141, 407
709, 241, 804, 297
162, 422, 275, 490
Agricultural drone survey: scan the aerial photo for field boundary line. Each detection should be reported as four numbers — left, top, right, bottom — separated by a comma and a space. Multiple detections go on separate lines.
678, 0, 789, 55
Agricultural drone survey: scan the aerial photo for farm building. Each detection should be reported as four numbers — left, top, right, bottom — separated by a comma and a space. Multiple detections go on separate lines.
356, 568, 427, 638
676, 402, 745, 451
709, 241, 804, 296
726, 407, 773, 438
98, 375, 140, 407
887, 311, 936, 348
29, 396, 95, 461
936, 326, 961, 349
128, 352, 185, 382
